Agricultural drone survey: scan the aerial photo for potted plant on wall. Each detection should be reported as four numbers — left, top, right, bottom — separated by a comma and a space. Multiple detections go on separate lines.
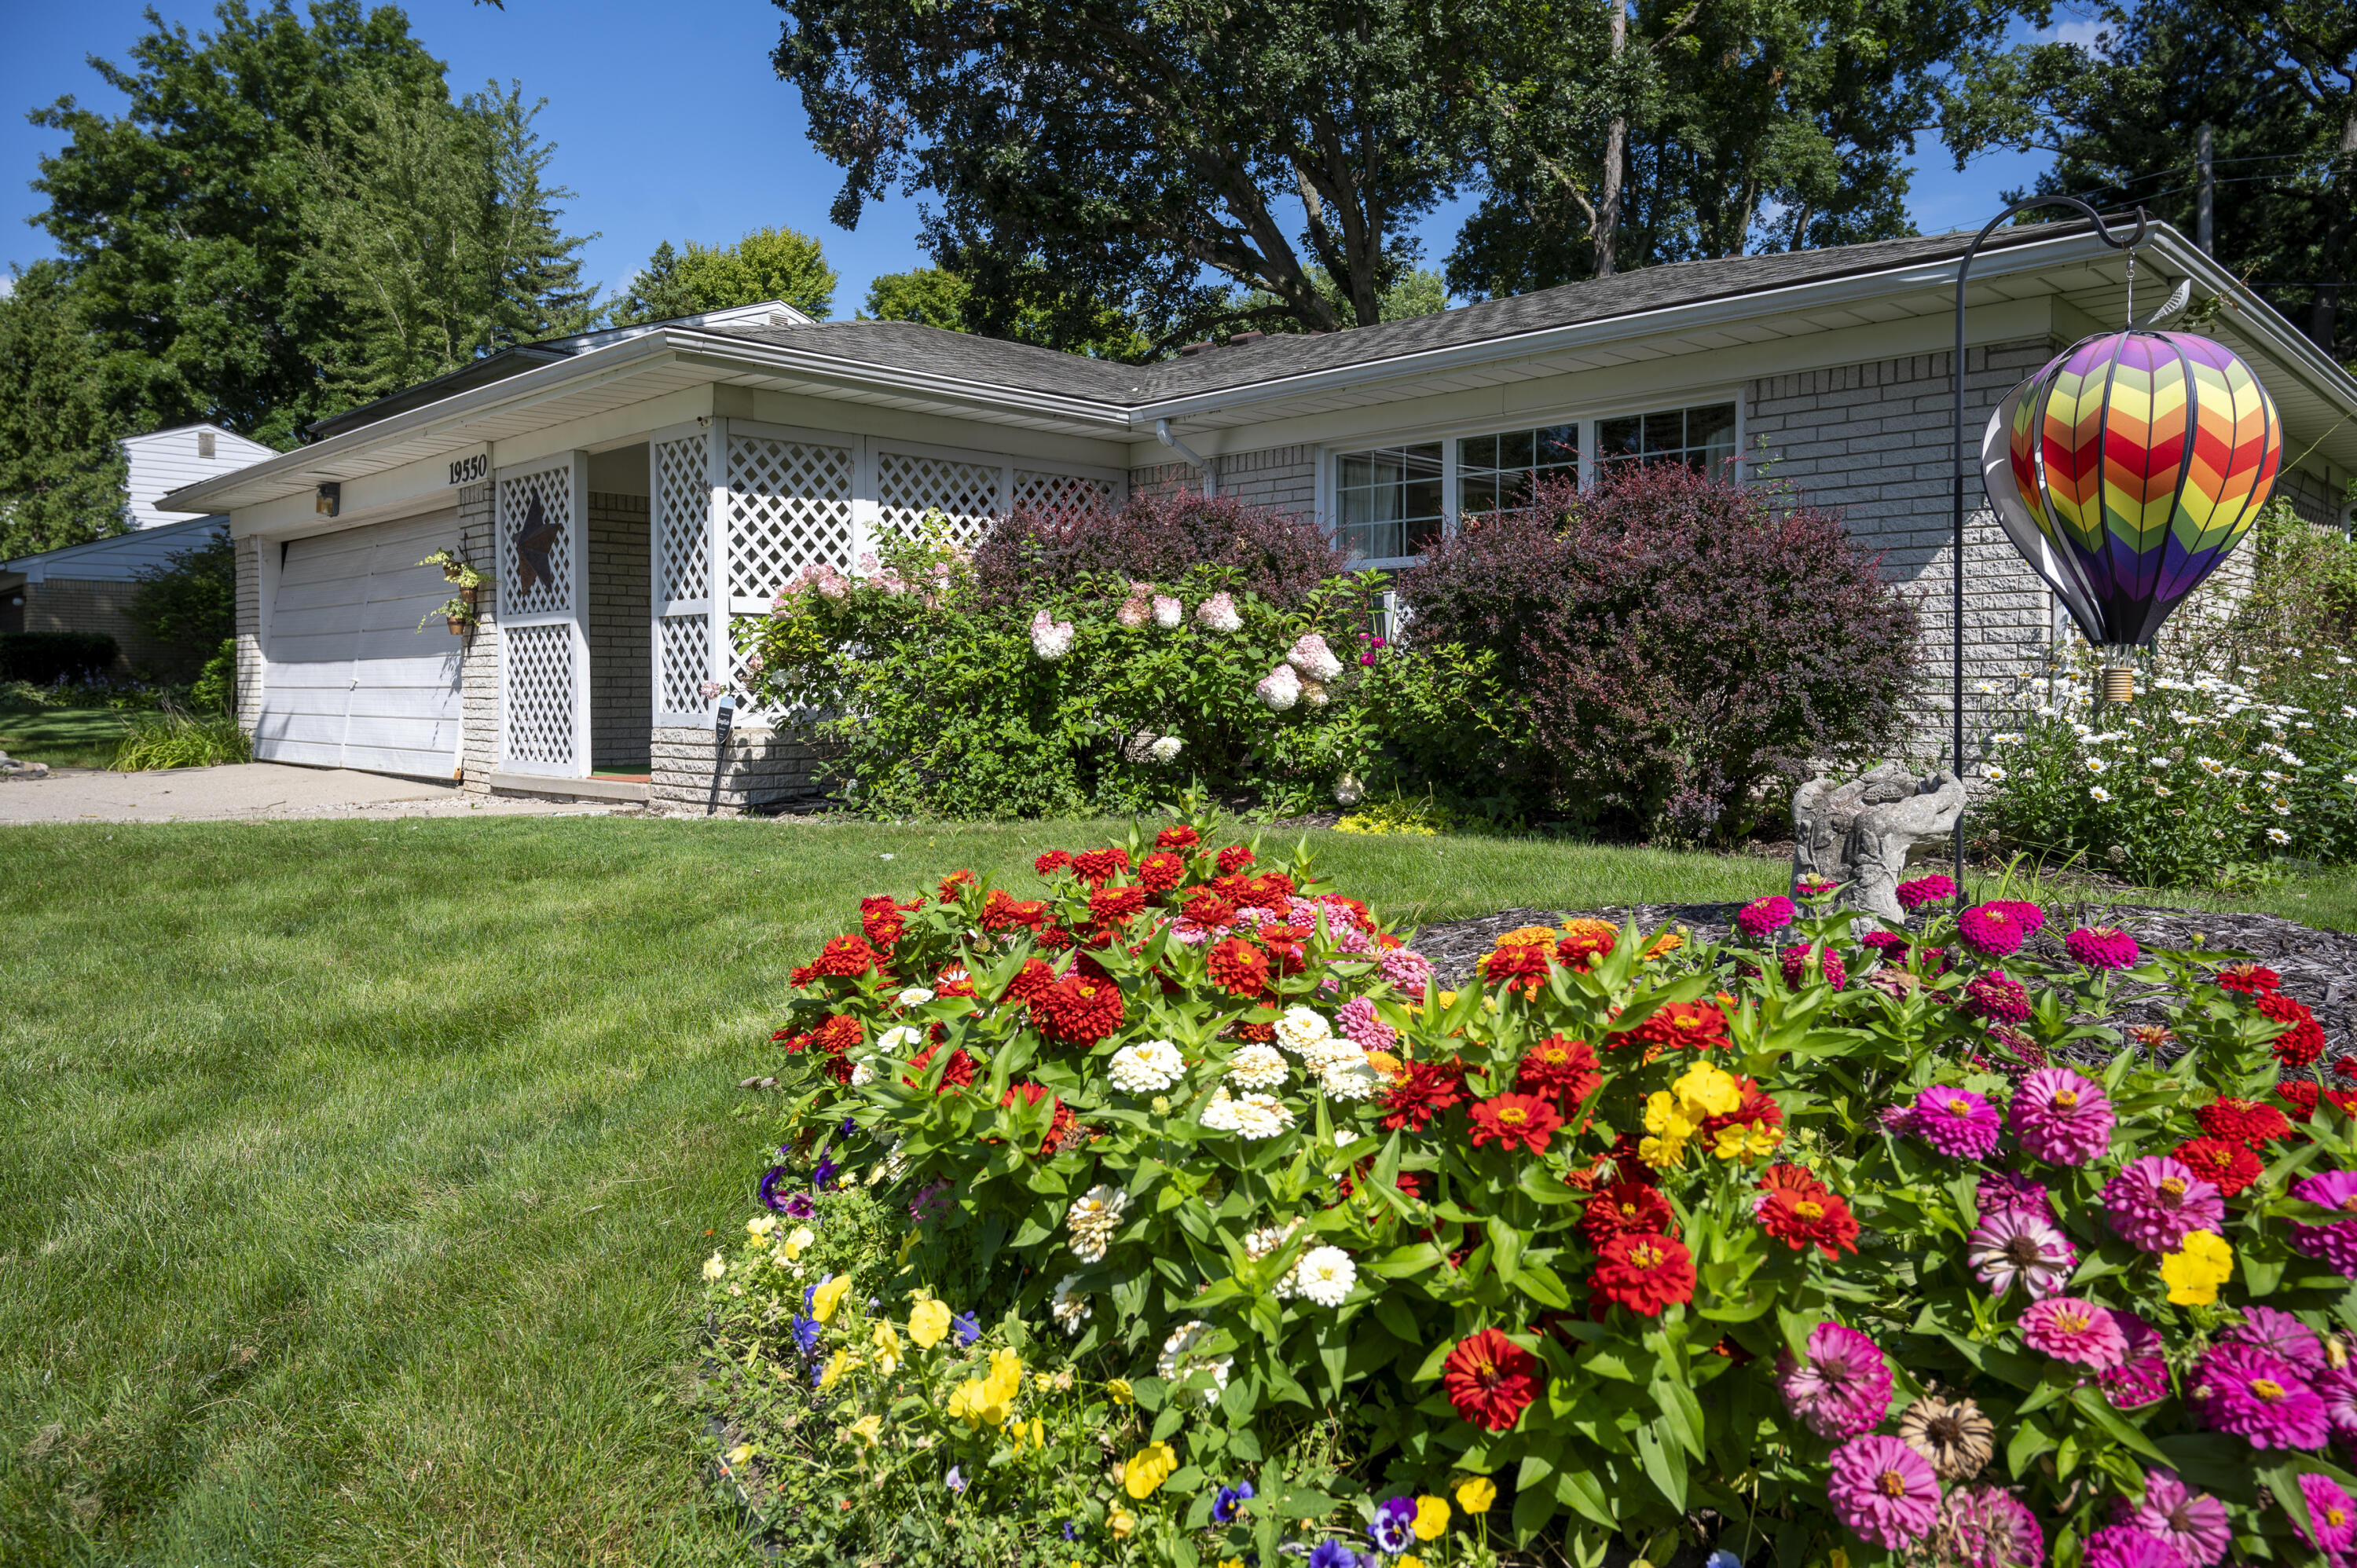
418, 597, 479, 637
416, 550, 493, 613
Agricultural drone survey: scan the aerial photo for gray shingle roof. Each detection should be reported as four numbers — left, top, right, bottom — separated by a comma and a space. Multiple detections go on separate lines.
702, 221, 2096, 408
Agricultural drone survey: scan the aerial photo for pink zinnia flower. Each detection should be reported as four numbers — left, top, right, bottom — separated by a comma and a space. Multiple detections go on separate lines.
2289, 1169, 2357, 1277
2009, 1068, 2115, 1166
1827, 1434, 1941, 1550
1942, 1486, 2044, 1568
1957, 903, 2029, 958
1780, 942, 1847, 990
1376, 948, 1433, 1003
2065, 925, 2140, 970
2190, 1343, 2332, 1449
1976, 1171, 2055, 1222
1736, 896, 1797, 941
2102, 1156, 2225, 1253
1862, 930, 1911, 962
1909, 1086, 2003, 1159
2080, 1525, 2187, 1568
1966, 1210, 2077, 1299
2226, 1305, 2326, 1371
1776, 1322, 1894, 1439
2316, 1362, 2357, 1440
2117, 1469, 2231, 1567
1335, 996, 1395, 1055
2021, 1297, 2129, 1370
1962, 971, 2033, 1024
2099, 1310, 2171, 1409
2297, 1472, 2357, 1560
1994, 899, 2046, 937
1896, 874, 1956, 911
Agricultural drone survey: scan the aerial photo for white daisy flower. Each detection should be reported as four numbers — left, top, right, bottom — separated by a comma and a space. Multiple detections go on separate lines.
2267, 827, 2293, 844
1984, 765, 2009, 782
1293, 1246, 1357, 1308
1226, 1042, 1289, 1090
2084, 757, 2109, 775
2197, 757, 2225, 775
2088, 786, 2113, 803
2152, 783, 2172, 798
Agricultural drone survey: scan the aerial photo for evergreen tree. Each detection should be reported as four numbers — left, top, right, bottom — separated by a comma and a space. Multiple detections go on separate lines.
611, 228, 838, 324
0, 262, 129, 559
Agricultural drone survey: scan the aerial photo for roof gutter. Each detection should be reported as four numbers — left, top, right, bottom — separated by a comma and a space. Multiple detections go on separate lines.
1154, 419, 1215, 496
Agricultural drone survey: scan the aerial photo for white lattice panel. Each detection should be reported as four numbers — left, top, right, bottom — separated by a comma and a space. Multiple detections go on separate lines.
499, 467, 574, 617
659, 614, 710, 716
1013, 469, 1113, 517
504, 621, 575, 767
728, 626, 776, 720
878, 450, 1003, 549
654, 434, 709, 606
727, 435, 852, 603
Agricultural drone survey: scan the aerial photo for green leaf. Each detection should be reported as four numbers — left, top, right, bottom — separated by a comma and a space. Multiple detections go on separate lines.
2068, 1385, 2172, 1467
1633, 1416, 1688, 1511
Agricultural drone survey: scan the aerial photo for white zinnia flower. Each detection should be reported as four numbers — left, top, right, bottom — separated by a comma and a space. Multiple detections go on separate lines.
1226, 1042, 1289, 1090
1286, 632, 1344, 683
1107, 1038, 1186, 1094
1149, 735, 1182, 764
1029, 608, 1076, 660
848, 1060, 876, 1086
1050, 1274, 1092, 1334
1293, 1246, 1357, 1308
1067, 1185, 1130, 1262
1319, 1055, 1383, 1101
1194, 592, 1243, 632
896, 987, 935, 1007
1226, 1093, 1295, 1140
1255, 664, 1301, 711
877, 1024, 925, 1054
1153, 594, 1183, 628
1273, 1006, 1334, 1055
1199, 1089, 1244, 1132
1157, 1321, 1233, 1403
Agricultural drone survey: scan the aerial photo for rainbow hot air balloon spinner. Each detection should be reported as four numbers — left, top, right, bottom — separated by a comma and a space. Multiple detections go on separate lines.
1981, 329, 2282, 650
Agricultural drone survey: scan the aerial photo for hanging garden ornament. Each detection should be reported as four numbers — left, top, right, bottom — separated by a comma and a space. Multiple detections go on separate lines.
1981, 328, 2282, 699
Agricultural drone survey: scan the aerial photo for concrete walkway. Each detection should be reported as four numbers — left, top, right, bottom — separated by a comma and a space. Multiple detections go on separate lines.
0, 764, 629, 825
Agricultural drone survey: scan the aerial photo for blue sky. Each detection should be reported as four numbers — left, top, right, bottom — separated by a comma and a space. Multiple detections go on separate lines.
3, 0, 2073, 313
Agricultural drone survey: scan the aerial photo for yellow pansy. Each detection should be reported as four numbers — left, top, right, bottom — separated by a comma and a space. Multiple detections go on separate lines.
907, 1299, 952, 1349
1671, 1062, 1741, 1116
748, 1214, 779, 1241
848, 1413, 883, 1448
2160, 1230, 2234, 1305
819, 1349, 860, 1390
1221, 1559, 1248, 1568
1401, 1558, 1428, 1568
872, 1320, 904, 1376
1829, 1551, 1850, 1568
811, 1275, 852, 1324
948, 1347, 1025, 1427
1714, 1120, 1782, 1162
1455, 1475, 1497, 1515
725, 1443, 753, 1467
1105, 1378, 1134, 1405
1637, 1133, 1688, 1170
1644, 1090, 1700, 1140
781, 1225, 816, 1260
1124, 1441, 1179, 1499
1109, 1504, 1136, 1539
1411, 1496, 1451, 1541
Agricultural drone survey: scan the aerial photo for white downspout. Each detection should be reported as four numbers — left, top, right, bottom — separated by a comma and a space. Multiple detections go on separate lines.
1154, 419, 1215, 498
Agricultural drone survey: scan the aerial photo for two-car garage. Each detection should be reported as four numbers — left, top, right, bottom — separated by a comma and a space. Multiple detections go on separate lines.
253, 511, 467, 779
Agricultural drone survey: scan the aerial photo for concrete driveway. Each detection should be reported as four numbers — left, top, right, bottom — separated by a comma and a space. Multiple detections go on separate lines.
0, 764, 628, 825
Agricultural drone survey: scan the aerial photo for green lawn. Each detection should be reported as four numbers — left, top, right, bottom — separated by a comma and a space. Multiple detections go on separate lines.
0, 706, 131, 769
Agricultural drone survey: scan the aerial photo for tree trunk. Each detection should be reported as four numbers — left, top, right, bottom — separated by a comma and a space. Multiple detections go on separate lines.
1595, 0, 1627, 280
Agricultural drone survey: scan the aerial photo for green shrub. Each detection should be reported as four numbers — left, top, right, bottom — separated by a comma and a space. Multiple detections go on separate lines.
108, 708, 251, 771
0, 630, 118, 683
190, 637, 236, 716
130, 526, 235, 677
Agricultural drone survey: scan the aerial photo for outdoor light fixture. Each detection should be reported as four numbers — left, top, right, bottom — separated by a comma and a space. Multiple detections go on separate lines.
1948, 197, 2284, 892
314, 482, 341, 518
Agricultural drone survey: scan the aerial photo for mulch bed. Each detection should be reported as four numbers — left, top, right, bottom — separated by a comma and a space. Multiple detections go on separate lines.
1412, 903, 2355, 1059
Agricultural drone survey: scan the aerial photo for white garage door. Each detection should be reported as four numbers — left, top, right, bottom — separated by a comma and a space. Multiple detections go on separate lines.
255, 511, 465, 778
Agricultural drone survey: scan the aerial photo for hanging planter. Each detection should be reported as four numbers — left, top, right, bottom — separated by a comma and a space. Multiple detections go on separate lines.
419, 597, 479, 637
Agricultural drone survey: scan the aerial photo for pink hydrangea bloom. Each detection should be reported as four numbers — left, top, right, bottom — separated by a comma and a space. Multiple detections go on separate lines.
1909, 1086, 2004, 1159
2021, 1297, 2130, 1370
1736, 896, 1797, 941
2080, 1525, 2187, 1568
2296, 1472, 2357, 1559
1780, 943, 1847, 991
2009, 1068, 2116, 1166
2289, 1170, 2357, 1277
1335, 996, 1395, 1055
1827, 1434, 1941, 1550
1957, 903, 2030, 958
1376, 949, 1433, 1004
2065, 925, 2141, 970
1977, 1171, 2056, 1221
2099, 1310, 2171, 1409
1966, 1210, 2077, 1299
2226, 1306, 2326, 1371
1962, 971, 2033, 1024
1776, 1322, 1894, 1439
1896, 874, 1957, 910
2190, 1343, 2332, 1449
2117, 1470, 2232, 1567
2102, 1156, 2225, 1253
1942, 1486, 2044, 1568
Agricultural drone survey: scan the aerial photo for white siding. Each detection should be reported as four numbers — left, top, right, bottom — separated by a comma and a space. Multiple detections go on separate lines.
255, 511, 465, 778
123, 425, 278, 529
3, 514, 225, 582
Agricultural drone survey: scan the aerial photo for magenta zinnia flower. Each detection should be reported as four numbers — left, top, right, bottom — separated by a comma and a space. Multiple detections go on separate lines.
1957, 903, 2029, 958
1995, 899, 2046, 937
1967, 1209, 2077, 1299
2102, 1156, 2225, 1253
2116, 1469, 2231, 1567
2080, 1524, 2188, 1568
1976, 1171, 2055, 1222
2296, 1472, 2357, 1559
1941, 1486, 2044, 1568
2289, 1169, 2357, 1277
1780, 942, 1846, 990
1828, 1434, 1941, 1549
2190, 1343, 2332, 1449
1776, 1321, 1894, 1439
2316, 1362, 2357, 1440
2226, 1305, 2326, 1371
1736, 896, 1797, 941
2009, 1068, 2114, 1165
2065, 925, 2140, 970
2099, 1310, 2171, 1409
1962, 970, 2033, 1024
1909, 1086, 2003, 1159
1862, 930, 1911, 962
1335, 995, 1395, 1054
1896, 874, 1957, 911
2021, 1296, 2129, 1369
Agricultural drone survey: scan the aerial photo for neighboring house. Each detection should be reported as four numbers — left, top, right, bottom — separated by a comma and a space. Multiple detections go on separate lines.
158, 227, 2357, 809
0, 514, 228, 672
123, 424, 277, 529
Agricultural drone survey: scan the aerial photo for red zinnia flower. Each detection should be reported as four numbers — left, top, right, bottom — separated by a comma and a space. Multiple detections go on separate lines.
1184, 893, 1238, 927
1621, 1000, 1731, 1053
1380, 1058, 1470, 1132
2215, 963, 2282, 995
789, 965, 818, 988
1155, 825, 1200, 852
934, 965, 977, 998
1236, 872, 1295, 912
1478, 943, 1555, 995
1441, 1328, 1543, 1431
982, 888, 1050, 932
1468, 1093, 1563, 1156
1002, 958, 1058, 1005
1138, 851, 1187, 894
1580, 1180, 1676, 1247
1758, 1185, 1860, 1258
810, 1014, 863, 1056
812, 934, 883, 977
1034, 973, 1125, 1046
1555, 927, 1619, 971
2198, 1097, 2293, 1146
999, 1082, 1075, 1155
1034, 849, 1074, 876
907, 1043, 977, 1093
1758, 1163, 1830, 1200
1216, 844, 1255, 875
1516, 1035, 1600, 1102
1072, 847, 1131, 888
2281, 1082, 2357, 1124
936, 870, 977, 903
2174, 1137, 2264, 1197
1089, 885, 1148, 926
1206, 937, 1270, 998
1590, 1233, 1696, 1316
860, 895, 922, 947
2258, 991, 2326, 1068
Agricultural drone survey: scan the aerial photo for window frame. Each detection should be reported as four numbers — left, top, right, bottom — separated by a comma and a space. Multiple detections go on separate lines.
1314, 389, 1747, 570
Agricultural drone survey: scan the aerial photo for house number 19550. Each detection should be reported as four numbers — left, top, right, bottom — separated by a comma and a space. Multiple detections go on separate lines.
448, 453, 489, 485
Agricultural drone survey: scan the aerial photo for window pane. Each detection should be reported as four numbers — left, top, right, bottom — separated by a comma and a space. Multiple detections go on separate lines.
1333, 443, 1442, 562
1537, 424, 1578, 468
1497, 429, 1534, 470
1642, 409, 1684, 452
1459, 434, 1497, 471
1599, 415, 1643, 459
1459, 474, 1501, 516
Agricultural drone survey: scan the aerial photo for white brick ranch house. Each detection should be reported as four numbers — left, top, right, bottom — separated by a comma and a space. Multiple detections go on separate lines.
163, 220, 2357, 814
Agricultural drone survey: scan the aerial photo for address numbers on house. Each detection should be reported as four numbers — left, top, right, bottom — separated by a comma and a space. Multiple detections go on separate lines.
448, 452, 489, 486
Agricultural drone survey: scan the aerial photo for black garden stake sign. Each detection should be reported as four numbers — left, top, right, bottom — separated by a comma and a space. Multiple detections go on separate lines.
706, 694, 735, 816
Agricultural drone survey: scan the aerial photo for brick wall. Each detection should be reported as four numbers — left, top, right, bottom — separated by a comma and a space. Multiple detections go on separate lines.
650, 722, 826, 814
586, 491, 651, 769
235, 534, 262, 732
18, 577, 186, 677
456, 483, 500, 792
1128, 446, 1317, 514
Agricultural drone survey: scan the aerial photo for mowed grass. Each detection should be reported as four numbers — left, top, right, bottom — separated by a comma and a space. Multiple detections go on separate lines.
0, 706, 133, 769
0, 816, 1795, 1566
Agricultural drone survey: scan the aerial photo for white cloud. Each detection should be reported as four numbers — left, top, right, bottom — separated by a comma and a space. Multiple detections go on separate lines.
2040, 16, 2109, 55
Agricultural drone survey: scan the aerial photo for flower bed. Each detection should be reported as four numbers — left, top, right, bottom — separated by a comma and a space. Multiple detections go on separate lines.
702, 826, 2356, 1568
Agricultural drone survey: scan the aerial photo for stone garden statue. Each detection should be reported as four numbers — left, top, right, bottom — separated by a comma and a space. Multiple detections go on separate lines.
1791, 762, 1966, 921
